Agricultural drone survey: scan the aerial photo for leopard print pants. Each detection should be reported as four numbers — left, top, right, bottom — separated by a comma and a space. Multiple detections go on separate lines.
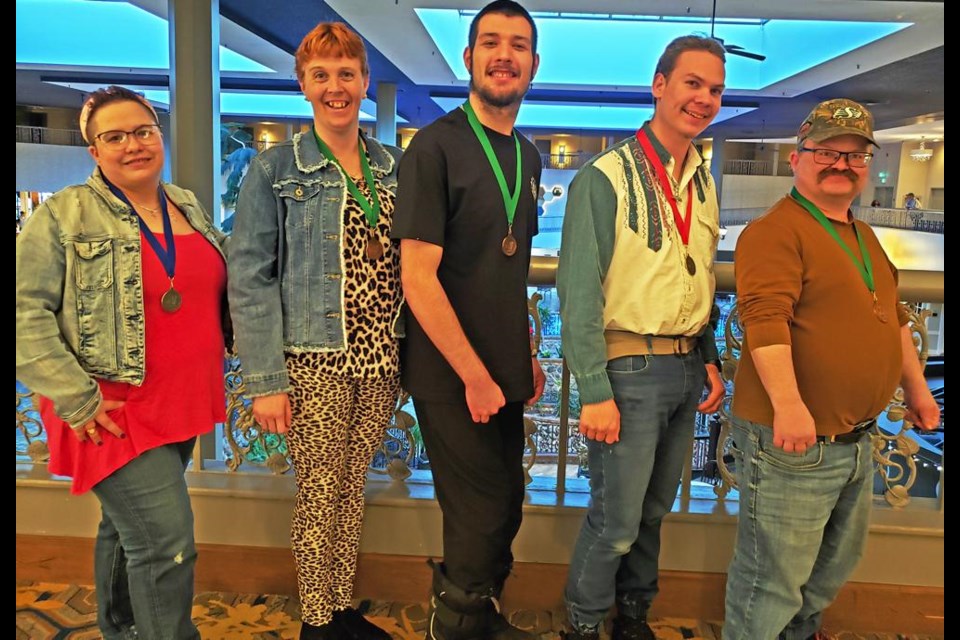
285, 355, 399, 625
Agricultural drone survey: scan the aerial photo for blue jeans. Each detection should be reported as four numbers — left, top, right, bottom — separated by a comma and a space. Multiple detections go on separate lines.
92, 438, 200, 640
723, 417, 874, 640
566, 352, 706, 631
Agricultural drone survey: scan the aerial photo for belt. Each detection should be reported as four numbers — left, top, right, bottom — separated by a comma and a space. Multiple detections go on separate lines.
816, 419, 876, 444
633, 335, 699, 356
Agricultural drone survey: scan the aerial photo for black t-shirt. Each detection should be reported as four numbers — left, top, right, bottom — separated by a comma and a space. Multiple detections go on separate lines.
391, 107, 541, 402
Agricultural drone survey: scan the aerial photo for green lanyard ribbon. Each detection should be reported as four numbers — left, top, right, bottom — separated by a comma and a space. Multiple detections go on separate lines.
313, 128, 380, 228
461, 101, 522, 228
791, 187, 875, 292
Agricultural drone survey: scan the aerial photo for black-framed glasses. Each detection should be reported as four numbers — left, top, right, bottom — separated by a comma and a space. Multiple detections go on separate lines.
798, 146, 873, 168
95, 124, 162, 147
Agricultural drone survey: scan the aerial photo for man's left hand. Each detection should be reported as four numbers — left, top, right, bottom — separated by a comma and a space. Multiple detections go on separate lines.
904, 387, 941, 431
527, 357, 546, 406
698, 363, 724, 413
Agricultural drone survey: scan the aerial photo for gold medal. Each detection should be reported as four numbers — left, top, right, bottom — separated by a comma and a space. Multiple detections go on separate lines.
686, 254, 697, 275
161, 286, 182, 313
365, 229, 384, 261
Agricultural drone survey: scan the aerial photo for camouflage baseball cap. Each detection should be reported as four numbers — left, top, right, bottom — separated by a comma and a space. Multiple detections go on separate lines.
796, 98, 878, 147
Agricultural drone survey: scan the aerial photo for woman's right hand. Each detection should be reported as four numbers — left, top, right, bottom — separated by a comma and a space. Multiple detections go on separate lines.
252, 393, 292, 434
72, 400, 126, 445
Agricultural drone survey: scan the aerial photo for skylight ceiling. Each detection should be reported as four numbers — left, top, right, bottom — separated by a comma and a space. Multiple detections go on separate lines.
47, 82, 387, 121
17, 0, 272, 73
416, 9, 909, 92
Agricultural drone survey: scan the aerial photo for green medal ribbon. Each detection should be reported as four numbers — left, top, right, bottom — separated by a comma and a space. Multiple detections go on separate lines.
461, 101, 522, 230
312, 128, 380, 228
790, 187, 875, 292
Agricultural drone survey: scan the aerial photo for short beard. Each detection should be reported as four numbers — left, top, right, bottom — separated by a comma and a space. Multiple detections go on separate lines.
469, 78, 528, 109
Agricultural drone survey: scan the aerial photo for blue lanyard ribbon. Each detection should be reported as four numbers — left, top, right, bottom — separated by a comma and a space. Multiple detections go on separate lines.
103, 174, 176, 281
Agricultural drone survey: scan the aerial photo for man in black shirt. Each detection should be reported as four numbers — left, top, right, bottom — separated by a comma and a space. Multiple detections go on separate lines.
391, 1, 543, 638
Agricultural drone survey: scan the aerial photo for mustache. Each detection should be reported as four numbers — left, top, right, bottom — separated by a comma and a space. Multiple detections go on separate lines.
817, 168, 858, 182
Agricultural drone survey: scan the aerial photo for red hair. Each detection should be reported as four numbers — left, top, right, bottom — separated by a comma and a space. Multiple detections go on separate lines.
295, 22, 369, 82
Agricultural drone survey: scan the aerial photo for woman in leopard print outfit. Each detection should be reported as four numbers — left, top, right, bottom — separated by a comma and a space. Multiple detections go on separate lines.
228, 22, 402, 640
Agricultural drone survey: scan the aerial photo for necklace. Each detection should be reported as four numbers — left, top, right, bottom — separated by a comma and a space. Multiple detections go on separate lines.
127, 186, 163, 213
129, 198, 160, 213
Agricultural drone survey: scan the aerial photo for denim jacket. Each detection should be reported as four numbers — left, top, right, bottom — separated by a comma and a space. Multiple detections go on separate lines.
227, 131, 403, 397
16, 170, 227, 428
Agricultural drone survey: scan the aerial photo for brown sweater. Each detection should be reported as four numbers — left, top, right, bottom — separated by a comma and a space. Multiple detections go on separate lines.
732, 196, 907, 435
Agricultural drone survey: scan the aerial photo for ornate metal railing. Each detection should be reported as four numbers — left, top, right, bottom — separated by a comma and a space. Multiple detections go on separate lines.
16, 263, 944, 507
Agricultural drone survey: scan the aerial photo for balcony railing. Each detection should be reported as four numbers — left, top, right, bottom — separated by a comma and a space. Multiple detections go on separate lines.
16, 125, 86, 147
722, 158, 792, 177
540, 152, 586, 171
853, 206, 945, 234
721, 206, 945, 234
16, 260, 944, 509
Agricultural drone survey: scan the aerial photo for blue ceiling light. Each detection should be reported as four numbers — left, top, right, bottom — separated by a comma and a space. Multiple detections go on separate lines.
17, 0, 271, 72
431, 97, 754, 131
416, 8, 909, 91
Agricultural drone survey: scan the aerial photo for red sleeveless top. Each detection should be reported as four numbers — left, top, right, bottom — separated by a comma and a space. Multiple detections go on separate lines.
43, 230, 226, 494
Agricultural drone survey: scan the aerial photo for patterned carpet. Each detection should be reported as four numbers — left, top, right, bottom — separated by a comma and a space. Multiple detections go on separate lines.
16, 582, 942, 640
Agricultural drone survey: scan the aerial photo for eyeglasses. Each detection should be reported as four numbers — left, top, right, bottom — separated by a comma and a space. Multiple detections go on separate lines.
95, 124, 162, 147
798, 146, 873, 168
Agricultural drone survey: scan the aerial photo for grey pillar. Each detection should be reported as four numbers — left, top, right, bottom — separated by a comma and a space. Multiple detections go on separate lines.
285, 123, 295, 141
375, 82, 397, 146
710, 136, 725, 207
168, 0, 220, 468
168, 0, 221, 224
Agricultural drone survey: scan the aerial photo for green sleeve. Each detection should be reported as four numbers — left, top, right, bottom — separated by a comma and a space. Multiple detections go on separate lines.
558, 164, 618, 404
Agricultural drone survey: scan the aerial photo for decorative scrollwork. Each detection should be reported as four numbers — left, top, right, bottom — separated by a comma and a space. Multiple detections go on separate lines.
224, 350, 291, 474
528, 290, 544, 355
370, 390, 420, 481
872, 306, 932, 507
714, 303, 742, 498
16, 389, 48, 462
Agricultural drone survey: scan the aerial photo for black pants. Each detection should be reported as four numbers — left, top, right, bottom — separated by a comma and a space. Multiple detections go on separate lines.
414, 398, 526, 594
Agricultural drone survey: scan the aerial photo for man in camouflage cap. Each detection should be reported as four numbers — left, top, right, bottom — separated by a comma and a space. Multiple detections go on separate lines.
722, 98, 940, 639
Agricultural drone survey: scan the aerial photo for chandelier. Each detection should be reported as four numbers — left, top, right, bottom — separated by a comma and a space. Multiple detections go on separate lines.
910, 140, 933, 162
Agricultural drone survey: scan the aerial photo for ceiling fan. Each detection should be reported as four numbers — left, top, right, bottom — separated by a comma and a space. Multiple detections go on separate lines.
709, 0, 766, 61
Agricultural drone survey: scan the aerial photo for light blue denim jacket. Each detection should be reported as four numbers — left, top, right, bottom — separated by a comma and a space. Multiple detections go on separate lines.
227, 131, 403, 397
16, 170, 226, 427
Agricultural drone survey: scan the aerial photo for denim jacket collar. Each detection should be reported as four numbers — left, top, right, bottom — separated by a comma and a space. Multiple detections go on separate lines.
292, 129, 396, 177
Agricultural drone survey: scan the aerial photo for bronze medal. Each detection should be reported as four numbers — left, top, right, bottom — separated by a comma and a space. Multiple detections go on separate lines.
365, 229, 383, 261
161, 286, 182, 313
872, 296, 888, 323
685, 254, 697, 275
501, 233, 518, 257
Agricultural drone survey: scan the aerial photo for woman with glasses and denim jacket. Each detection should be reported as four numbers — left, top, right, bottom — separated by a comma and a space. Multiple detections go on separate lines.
16, 85, 228, 640
227, 22, 402, 640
